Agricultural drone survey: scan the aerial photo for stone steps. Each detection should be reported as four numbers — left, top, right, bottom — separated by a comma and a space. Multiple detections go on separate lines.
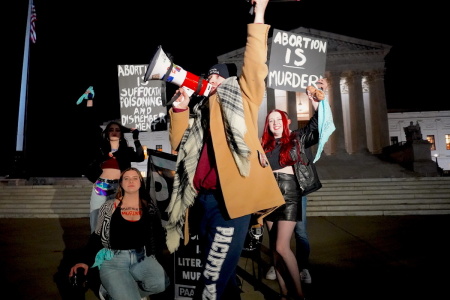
0, 178, 92, 218
307, 177, 450, 216
0, 177, 450, 218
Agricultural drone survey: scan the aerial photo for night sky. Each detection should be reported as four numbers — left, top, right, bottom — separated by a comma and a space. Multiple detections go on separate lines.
4, 0, 440, 177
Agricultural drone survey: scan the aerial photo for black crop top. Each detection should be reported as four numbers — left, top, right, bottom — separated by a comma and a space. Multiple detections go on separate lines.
109, 207, 147, 250
266, 139, 284, 170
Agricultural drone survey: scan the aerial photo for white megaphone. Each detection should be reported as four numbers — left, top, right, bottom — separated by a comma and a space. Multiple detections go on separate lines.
144, 46, 212, 99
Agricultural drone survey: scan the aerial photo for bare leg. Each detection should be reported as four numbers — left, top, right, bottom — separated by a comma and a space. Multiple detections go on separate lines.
266, 220, 304, 299
275, 220, 304, 299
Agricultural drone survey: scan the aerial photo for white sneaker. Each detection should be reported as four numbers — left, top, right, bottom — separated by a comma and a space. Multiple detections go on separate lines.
300, 268, 312, 284
265, 266, 276, 280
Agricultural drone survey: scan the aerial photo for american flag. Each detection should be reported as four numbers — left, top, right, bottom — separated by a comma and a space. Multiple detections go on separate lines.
30, 2, 37, 43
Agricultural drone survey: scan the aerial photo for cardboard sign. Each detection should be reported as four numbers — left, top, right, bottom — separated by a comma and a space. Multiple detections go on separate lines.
117, 64, 168, 131
146, 149, 202, 300
268, 29, 327, 91
174, 235, 203, 300
146, 149, 176, 223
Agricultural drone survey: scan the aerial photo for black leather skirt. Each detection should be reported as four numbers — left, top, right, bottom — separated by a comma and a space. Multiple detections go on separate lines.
264, 172, 302, 222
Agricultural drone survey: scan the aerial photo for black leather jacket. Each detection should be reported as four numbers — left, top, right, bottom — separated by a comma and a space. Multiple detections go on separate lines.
81, 107, 145, 182
95, 141, 145, 172
299, 146, 322, 196
290, 110, 322, 195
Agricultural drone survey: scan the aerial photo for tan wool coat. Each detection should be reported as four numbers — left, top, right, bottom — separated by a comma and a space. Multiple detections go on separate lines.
168, 24, 285, 248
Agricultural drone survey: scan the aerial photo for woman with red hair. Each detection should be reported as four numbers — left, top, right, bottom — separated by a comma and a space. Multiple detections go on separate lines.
260, 79, 327, 300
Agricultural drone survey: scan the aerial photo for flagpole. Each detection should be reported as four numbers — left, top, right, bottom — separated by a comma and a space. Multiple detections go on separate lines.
11, 0, 32, 178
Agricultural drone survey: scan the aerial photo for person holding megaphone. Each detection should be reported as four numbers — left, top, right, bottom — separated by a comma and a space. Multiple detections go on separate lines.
164, 0, 285, 299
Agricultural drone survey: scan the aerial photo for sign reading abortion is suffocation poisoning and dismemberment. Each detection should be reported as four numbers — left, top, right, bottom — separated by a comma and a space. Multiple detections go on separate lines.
268, 29, 327, 92
117, 64, 167, 131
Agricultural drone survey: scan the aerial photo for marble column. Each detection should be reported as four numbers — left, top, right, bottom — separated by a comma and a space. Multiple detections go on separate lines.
287, 91, 298, 122
266, 87, 276, 112
325, 71, 346, 154
259, 87, 277, 136
365, 69, 390, 154
343, 71, 368, 153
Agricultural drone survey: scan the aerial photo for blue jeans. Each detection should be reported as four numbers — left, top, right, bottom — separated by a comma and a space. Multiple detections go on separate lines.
89, 179, 118, 232
294, 196, 310, 269
99, 248, 169, 300
194, 191, 251, 300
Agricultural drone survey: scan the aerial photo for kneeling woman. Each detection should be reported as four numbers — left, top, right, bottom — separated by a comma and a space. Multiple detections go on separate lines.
69, 167, 169, 300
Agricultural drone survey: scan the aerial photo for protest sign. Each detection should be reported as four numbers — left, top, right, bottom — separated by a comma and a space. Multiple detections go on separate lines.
268, 29, 327, 91
173, 234, 202, 300
146, 149, 176, 222
117, 64, 167, 131
146, 149, 202, 300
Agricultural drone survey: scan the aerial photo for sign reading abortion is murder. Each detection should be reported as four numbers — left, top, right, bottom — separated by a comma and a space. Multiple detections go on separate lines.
268, 29, 327, 92
117, 64, 167, 131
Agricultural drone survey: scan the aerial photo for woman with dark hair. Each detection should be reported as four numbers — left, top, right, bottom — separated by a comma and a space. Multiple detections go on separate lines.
260, 79, 328, 300
69, 167, 169, 300
87, 121, 145, 233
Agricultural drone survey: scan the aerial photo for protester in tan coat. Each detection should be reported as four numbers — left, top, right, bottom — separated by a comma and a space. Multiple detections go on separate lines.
165, 1, 284, 299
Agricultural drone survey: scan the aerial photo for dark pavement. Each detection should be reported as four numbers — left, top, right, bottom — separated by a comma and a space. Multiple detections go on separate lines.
1, 215, 449, 300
